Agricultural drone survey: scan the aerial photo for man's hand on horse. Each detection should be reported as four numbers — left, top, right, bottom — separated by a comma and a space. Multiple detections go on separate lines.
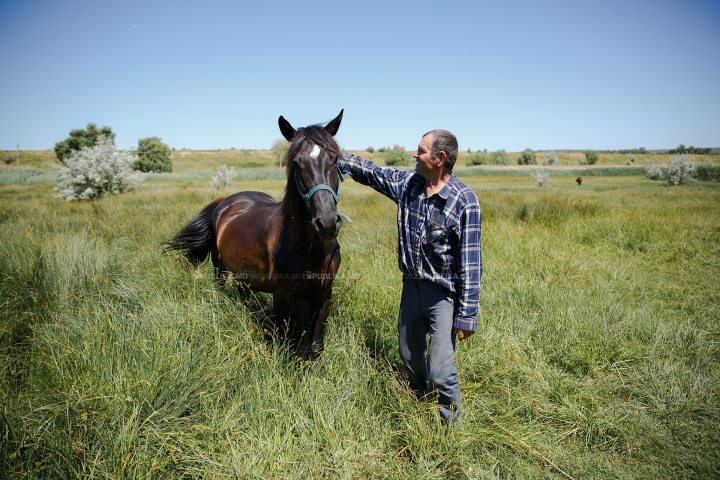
456, 328, 475, 341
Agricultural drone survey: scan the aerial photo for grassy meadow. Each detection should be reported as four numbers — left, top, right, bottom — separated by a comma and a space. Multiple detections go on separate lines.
1, 155, 719, 478
3, 147, 713, 172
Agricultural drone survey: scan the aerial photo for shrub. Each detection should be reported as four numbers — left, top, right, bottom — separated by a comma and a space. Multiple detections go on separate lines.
542, 151, 561, 166
4, 155, 13, 165
384, 145, 410, 166
530, 169, 551, 187
51, 136, 146, 201
627, 155, 636, 165
517, 148, 536, 165
467, 149, 508, 166
493, 149, 509, 165
466, 149, 492, 166
134, 136, 172, 173
272, 138, 290, 166
366, 146, 375, 153
696, 164, 720, 181
667, 154, 697, 185
583, 150, 599, 165
211, 164, 236, 189
644, 159, 667, 181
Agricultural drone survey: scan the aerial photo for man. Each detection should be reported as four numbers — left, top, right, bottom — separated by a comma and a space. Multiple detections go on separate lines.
339, 130, 482, 422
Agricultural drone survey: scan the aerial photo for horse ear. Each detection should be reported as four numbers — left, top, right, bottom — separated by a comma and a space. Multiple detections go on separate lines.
324, 109, 344, 136
278, 116, 296, 141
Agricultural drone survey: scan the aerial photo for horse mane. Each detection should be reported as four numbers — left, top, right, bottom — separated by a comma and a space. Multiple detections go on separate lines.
280, 125, 343, 244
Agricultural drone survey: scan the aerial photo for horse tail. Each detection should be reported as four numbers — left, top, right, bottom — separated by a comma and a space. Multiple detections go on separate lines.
164, 198, 224, 266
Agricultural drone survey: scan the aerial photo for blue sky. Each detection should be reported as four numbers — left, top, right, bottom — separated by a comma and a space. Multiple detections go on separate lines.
1, 0, 718, 152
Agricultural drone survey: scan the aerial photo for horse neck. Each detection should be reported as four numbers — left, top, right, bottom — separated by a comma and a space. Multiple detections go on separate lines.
280, 189, 317, 248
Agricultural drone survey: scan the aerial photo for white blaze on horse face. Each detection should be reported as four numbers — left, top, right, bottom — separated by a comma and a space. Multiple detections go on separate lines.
310, 144, 321, 160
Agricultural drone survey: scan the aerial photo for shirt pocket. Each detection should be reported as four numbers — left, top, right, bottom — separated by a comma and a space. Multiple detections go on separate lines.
423, 221, 452, 268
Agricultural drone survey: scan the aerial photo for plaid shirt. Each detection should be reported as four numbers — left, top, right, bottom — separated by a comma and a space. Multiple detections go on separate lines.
340, 153, 482, 331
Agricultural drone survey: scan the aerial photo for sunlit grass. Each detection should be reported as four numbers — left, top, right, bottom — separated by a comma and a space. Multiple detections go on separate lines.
1, 173, 719, 478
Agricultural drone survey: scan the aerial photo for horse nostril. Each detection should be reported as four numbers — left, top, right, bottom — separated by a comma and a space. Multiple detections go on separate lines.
315, 217, 326, 231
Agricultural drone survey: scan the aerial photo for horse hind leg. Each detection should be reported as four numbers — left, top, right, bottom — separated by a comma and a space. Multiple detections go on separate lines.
210, 245, 229, 284
267, 291, 292, 346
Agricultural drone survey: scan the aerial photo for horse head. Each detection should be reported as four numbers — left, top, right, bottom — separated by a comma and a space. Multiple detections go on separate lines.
278, 110, 345, 241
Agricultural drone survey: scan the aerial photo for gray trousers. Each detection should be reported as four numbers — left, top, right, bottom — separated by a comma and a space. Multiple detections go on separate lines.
398, 279, 460, 421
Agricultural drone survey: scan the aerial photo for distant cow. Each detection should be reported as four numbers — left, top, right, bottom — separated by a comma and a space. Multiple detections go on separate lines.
576, 176, 583, 185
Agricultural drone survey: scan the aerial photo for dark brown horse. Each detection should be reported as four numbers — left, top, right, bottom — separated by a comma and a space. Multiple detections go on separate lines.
165, 110, 346, 355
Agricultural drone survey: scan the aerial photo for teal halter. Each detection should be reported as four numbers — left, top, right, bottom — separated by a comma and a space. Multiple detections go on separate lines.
294, 164, 352, 223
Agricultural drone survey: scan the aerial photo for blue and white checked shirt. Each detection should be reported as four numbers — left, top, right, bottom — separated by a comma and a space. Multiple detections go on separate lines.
340, 153, 482, 331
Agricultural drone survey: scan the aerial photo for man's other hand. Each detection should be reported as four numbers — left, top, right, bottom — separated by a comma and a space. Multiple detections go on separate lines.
456, 328, 475, 341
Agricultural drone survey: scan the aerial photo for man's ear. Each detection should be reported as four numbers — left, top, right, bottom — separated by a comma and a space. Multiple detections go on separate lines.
435, 150, 447, 166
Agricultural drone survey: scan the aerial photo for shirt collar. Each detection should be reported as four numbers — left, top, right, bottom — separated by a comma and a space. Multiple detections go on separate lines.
434, 174, 455, 200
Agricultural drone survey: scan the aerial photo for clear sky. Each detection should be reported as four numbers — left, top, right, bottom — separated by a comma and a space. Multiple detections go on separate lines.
1, 0, 719, 152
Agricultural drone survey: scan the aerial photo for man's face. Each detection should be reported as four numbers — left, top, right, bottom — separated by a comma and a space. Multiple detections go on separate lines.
413, 134, 437, 177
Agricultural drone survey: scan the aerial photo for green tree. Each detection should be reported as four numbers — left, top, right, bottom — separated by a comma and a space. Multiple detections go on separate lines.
517, 148, 537, 165
583, 150, 599, 165
54, 122, 116, 164
133, 136, 172, 173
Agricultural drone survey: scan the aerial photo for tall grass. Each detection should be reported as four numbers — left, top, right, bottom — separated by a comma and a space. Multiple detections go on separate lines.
1, 175, 719, 478
0, 167, 58, 184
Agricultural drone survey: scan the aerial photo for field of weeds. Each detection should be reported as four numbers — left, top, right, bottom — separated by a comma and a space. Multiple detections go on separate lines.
1, 168, 719, 478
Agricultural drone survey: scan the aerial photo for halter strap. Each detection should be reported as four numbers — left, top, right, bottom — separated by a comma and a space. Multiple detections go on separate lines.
294, 164, 352, 223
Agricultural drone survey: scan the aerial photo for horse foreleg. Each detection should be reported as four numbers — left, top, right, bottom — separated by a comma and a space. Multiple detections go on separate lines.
310, 298, 332, 357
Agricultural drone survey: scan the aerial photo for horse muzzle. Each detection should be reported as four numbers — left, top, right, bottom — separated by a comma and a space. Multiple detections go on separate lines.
312, 213, 342, 241
313, 213, 342, 240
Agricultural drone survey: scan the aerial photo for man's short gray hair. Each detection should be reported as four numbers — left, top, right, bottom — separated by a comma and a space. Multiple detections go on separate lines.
424, 129, 459, 171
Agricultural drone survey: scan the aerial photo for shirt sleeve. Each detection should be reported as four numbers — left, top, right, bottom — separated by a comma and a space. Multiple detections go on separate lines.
339, 152, 410, 203
453, 202, 482, 331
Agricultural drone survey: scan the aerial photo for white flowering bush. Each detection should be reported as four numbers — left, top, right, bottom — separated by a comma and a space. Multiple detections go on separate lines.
530, 169, 551, 187
667, 154, 697, 185
211, 164, 236, 189
644, 159, 666, 181
542, 151, 561, 165
51, 136, 147, 201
